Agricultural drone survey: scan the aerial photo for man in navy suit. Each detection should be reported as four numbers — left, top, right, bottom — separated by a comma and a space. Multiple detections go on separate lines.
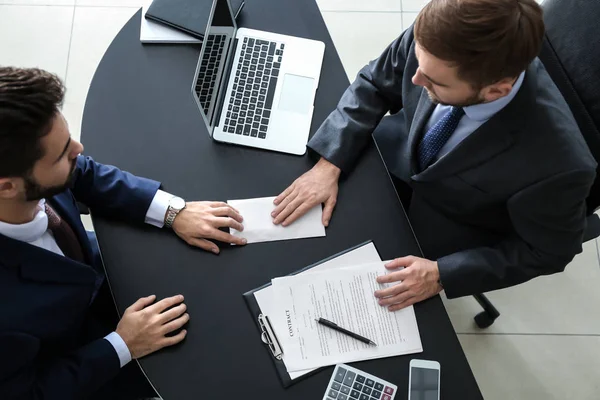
0, 67, 248, 399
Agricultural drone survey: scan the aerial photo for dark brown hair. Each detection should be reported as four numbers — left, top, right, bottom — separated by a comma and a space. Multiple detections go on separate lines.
414, 0, 545, 88
0, 67, 65, 178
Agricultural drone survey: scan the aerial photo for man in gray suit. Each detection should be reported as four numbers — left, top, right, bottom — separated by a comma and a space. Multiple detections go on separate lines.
271, 0, 596, 310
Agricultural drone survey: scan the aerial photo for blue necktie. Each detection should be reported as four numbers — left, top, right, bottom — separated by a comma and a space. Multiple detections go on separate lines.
417, 106, 465, 171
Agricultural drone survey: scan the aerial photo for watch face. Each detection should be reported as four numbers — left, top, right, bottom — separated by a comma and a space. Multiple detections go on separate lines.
170, 197, 186, 210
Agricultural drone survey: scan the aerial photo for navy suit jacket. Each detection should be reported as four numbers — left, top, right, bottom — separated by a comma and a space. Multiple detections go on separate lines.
0, 156, 160, 400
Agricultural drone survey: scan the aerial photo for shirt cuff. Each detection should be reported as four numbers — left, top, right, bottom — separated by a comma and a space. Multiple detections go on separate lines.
145, 189, 174, 228
104, 331, 132, 368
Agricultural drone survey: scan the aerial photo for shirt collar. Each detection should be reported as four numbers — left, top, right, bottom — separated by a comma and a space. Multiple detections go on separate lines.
0, 199, 48, 243
463, 71, 525, 122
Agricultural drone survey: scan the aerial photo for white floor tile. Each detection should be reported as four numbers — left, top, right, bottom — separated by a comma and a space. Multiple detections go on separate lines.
0, 5, 73, 80
401, 12, 418, 29
443, 240, 600, 335
0, 0, 73, 5
76, 0, 142, 7
63, 6, 137, 142
402, 0, 429, 12
317, 0, 401, 12
321, 11, 403, 82
459, 334, 600, 400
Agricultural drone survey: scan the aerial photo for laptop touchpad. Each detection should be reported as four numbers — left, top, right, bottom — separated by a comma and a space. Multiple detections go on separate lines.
278, 74, 314, 115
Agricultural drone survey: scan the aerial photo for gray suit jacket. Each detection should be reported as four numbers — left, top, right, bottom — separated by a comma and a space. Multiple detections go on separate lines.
308, 27, 597, 298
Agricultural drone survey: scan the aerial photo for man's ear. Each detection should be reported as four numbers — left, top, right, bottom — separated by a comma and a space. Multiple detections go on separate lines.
480, 77, 517, 103
0, 178, 21, 200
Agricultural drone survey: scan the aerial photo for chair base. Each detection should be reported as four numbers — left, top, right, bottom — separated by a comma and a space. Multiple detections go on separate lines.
473, 293, 500, 329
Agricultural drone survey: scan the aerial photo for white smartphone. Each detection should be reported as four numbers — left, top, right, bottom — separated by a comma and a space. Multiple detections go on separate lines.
408, 359, 441, 400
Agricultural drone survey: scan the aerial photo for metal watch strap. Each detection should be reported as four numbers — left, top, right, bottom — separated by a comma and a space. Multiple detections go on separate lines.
164, 206, 180, 228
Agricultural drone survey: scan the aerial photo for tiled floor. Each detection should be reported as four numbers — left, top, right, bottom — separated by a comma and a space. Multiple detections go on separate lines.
1, 0, 598, 399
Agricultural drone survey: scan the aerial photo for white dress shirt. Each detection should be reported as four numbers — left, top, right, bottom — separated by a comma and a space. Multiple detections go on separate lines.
424, 71, 525, 161
0, 190, 174, 368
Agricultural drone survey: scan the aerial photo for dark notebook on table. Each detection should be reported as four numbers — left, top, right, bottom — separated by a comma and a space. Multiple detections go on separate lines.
146, 0, 245, 39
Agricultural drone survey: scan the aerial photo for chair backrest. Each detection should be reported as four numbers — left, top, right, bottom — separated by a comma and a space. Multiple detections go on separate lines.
538, 0, 600, 214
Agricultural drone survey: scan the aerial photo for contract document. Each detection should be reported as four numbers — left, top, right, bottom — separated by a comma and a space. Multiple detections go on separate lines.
271, 262, 423, 371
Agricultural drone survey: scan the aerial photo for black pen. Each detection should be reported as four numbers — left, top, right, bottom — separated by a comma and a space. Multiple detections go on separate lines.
315, 318, 377, 346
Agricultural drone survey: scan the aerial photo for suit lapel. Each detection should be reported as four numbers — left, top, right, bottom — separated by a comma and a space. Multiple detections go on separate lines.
0, 233, 97, 286
48, 192, 94, 265
414, 114, 517, 181
413, 63, 537, 181
406, 89, 436, 174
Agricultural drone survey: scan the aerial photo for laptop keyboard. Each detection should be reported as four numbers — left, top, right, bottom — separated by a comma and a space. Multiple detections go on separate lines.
195, 34, 227, 115
222, 37, 285, 139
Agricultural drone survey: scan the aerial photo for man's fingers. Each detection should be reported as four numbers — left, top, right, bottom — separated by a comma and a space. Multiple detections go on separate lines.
188, 238, 220, 254
376, 269, 410, 285
384, 256, 416, 270
374, 282, 409, 300
377, 288, 413, 306
209, 201, 228, 209
322, 196, 337, 227
158, 303, 187, 324
274, 196, 306, 225
282, 202, 314, 227
160, 329, 188, 348
206, 228, 247, 246
212, 206, 244, 223
213, 216, 244, 232
272, 191, 298, 220
147, 295, 185, 314
161, 313, 190, 335
388, 297, 418, 312
127, 295, 156, 312
274, 184, 295, 206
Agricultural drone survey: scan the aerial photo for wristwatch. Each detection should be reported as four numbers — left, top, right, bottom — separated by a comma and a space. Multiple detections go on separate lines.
164, 196, 186, 228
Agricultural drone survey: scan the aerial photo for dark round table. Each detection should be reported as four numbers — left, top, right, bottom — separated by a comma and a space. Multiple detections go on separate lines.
82, 1, 482, 398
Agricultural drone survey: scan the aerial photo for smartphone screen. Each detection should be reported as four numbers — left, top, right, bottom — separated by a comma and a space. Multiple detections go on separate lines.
409, 367, 440, 400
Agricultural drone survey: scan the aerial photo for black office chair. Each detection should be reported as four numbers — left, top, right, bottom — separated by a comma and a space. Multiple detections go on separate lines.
474, 0, 600, 328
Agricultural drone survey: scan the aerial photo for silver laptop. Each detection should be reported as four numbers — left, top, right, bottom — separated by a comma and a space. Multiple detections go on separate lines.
191, 0, 325, 155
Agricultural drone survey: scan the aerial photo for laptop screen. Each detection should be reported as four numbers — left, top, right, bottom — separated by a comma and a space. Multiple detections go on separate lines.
192, 0, 237, 136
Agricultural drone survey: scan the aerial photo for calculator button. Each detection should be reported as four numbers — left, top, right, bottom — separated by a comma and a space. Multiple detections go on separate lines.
334, 368, 347, 383
332, 382, 342, 391
341, 385, 351, 395
343, 371, 356, 387
382, 395, 391, 400
353, 382, 363, 391
374, 383, 384, 391
329, 389, 339, 399
350, 390, 360, 399
360, 394, 369, 400
338, 395, 348, 400
365, 379, 375, 388
356, 375, 366, 384
384, 387, 394, 395
363, 387, 372, 396
372, 390, 382, 399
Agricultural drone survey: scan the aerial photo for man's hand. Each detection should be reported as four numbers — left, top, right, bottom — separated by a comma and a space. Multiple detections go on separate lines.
272, 158, 341, 227
171, 201, 246, 254
116, 295, 189, 359
374, 256, 443, 312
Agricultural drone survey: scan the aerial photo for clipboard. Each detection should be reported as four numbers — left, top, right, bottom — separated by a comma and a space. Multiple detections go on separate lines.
242, 240, 382, 388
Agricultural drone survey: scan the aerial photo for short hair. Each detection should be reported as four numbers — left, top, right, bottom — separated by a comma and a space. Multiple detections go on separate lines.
414, 0, 545, 88
0, 67, 65, 178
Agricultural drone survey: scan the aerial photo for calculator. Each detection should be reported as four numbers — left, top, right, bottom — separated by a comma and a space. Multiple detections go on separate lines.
323, 364, 398, 400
